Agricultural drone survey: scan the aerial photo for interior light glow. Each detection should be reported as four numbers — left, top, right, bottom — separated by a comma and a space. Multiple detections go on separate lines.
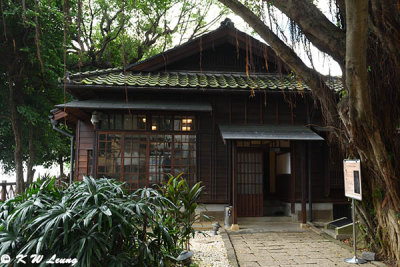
182, 119, 193, 124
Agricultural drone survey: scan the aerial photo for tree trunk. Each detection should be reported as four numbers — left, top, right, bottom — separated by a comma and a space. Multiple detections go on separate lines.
59, 155, 64, 177
26, 126, 36, 187
8, 73, 24, 194
345, 1, 400, 263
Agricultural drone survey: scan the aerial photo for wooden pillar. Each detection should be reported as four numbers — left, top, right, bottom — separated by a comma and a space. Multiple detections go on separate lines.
93, 124, 98, 179
227, 140, 232, 203
301, 142, 307, 224
232, 141, 238, 225
75, 121, 80, 180
308, 141, 312, 222
291, 143, 296, 214
323, 143, 330, 197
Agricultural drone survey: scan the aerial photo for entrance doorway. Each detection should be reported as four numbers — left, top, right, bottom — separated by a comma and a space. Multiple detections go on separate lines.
237, 149, 264, 217
235, 141, 292, 217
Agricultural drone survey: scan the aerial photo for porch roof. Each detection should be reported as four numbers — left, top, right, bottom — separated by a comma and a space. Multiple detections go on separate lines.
55, 99, 212, 112
219, 124, 324, 141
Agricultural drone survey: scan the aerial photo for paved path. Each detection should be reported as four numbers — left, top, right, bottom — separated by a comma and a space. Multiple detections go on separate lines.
228, 230, 376, 267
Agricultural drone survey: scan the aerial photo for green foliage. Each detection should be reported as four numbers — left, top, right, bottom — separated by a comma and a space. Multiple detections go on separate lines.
339, 89, 348, 99
0, 175, 204, 266
0, 0, 71, 173
68, 0, 224, 70
160, 174, 205, 251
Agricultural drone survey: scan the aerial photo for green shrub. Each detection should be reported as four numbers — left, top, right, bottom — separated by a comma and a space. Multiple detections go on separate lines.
160, 174, 204, 251
0, 175, 204, 266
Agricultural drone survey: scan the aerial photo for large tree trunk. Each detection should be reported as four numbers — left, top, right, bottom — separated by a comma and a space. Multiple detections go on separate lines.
345, 1, 400, 262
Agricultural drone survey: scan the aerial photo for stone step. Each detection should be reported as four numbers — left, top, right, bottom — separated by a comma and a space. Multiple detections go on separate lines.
238, 216, 292, 223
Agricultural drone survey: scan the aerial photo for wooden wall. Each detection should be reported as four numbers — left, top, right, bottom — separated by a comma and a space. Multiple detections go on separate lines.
75, 120, 94, 180
166, 43, 280, 73
196, 93, 311, 203
73, 91, 346, 204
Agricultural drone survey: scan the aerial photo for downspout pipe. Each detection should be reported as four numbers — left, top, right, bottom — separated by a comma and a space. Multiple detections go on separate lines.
49, 115, 74, 184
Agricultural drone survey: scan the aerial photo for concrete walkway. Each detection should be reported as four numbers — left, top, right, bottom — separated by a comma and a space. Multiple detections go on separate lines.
226, 223, 377, 267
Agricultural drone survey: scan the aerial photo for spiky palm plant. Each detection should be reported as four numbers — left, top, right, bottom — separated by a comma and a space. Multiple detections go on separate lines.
0, 175, 204, 266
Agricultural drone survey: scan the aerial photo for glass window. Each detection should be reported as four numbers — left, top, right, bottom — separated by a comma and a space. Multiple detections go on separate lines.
174, 116, 195, 131
97, 132, 196, 191
96, 114, 196, 191
124, 115, 133, 130
149, 134, 172, 184
152, 115, 173, 131
97, 133, 122, 179
115, 114, 122, 129
276, 152, 291, 175
99, 114, 146, 130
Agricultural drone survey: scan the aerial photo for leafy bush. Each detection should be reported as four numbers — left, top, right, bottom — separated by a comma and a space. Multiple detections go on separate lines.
0, 175, 204, 266
160, 174, 205, 251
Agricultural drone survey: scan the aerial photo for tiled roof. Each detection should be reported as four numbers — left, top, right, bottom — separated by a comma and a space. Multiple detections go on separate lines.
68, 71, 343, 92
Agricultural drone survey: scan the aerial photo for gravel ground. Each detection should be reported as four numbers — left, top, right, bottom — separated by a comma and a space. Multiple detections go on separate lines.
190, 231, 231, 267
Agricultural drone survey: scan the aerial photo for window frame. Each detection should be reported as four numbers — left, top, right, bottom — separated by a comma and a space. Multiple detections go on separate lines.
96, 112, 197, 190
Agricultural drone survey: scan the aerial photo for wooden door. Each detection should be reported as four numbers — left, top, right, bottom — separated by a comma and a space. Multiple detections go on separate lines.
237, 149, 264, 217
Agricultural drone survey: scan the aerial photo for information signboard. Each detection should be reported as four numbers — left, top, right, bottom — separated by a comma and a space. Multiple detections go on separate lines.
343, 159, 362, 200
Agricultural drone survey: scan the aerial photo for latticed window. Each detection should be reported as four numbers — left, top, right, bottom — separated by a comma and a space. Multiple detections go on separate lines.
97, 114, 196, 191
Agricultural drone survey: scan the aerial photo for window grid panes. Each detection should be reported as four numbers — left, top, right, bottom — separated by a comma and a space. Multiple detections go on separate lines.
100, 114, 146, 130
97, 130, 196, 191
97, 133, 122, 180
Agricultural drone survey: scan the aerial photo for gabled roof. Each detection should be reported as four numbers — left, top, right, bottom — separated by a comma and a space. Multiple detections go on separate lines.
125, 18, 278, 72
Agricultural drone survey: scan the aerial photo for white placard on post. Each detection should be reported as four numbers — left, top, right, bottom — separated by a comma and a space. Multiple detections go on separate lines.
343, 159, 366, 264
343, 159, 362, 201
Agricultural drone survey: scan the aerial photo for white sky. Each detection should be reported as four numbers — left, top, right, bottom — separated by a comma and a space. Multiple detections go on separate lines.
1, 163, 62, 183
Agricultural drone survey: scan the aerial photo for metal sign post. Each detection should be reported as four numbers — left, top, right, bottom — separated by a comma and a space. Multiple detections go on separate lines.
343, 159, 367, 264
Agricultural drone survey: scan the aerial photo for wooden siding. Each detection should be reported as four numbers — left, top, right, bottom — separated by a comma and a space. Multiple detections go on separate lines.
75, 120, 94, 180
166, 43, 280, 73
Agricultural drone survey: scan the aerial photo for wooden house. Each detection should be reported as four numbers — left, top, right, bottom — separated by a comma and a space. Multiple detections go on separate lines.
51, 19, 348, 225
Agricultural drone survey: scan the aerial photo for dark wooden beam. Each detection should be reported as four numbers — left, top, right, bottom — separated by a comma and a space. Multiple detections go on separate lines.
244, 97, 248, 124
301, 142, 307, 224
229, 95, 232, 124
75, 121, 81, 180
291, 142, 296, 214
54, 110, 68, 121
259, 95, 264, 124
233, 141, 238, 224
66, 108, 91, 121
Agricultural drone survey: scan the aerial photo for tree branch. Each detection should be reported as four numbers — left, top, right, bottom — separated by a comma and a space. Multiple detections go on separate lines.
218, 0, 339, 126
264, 0, 346, 66
0, 114, 11, 121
